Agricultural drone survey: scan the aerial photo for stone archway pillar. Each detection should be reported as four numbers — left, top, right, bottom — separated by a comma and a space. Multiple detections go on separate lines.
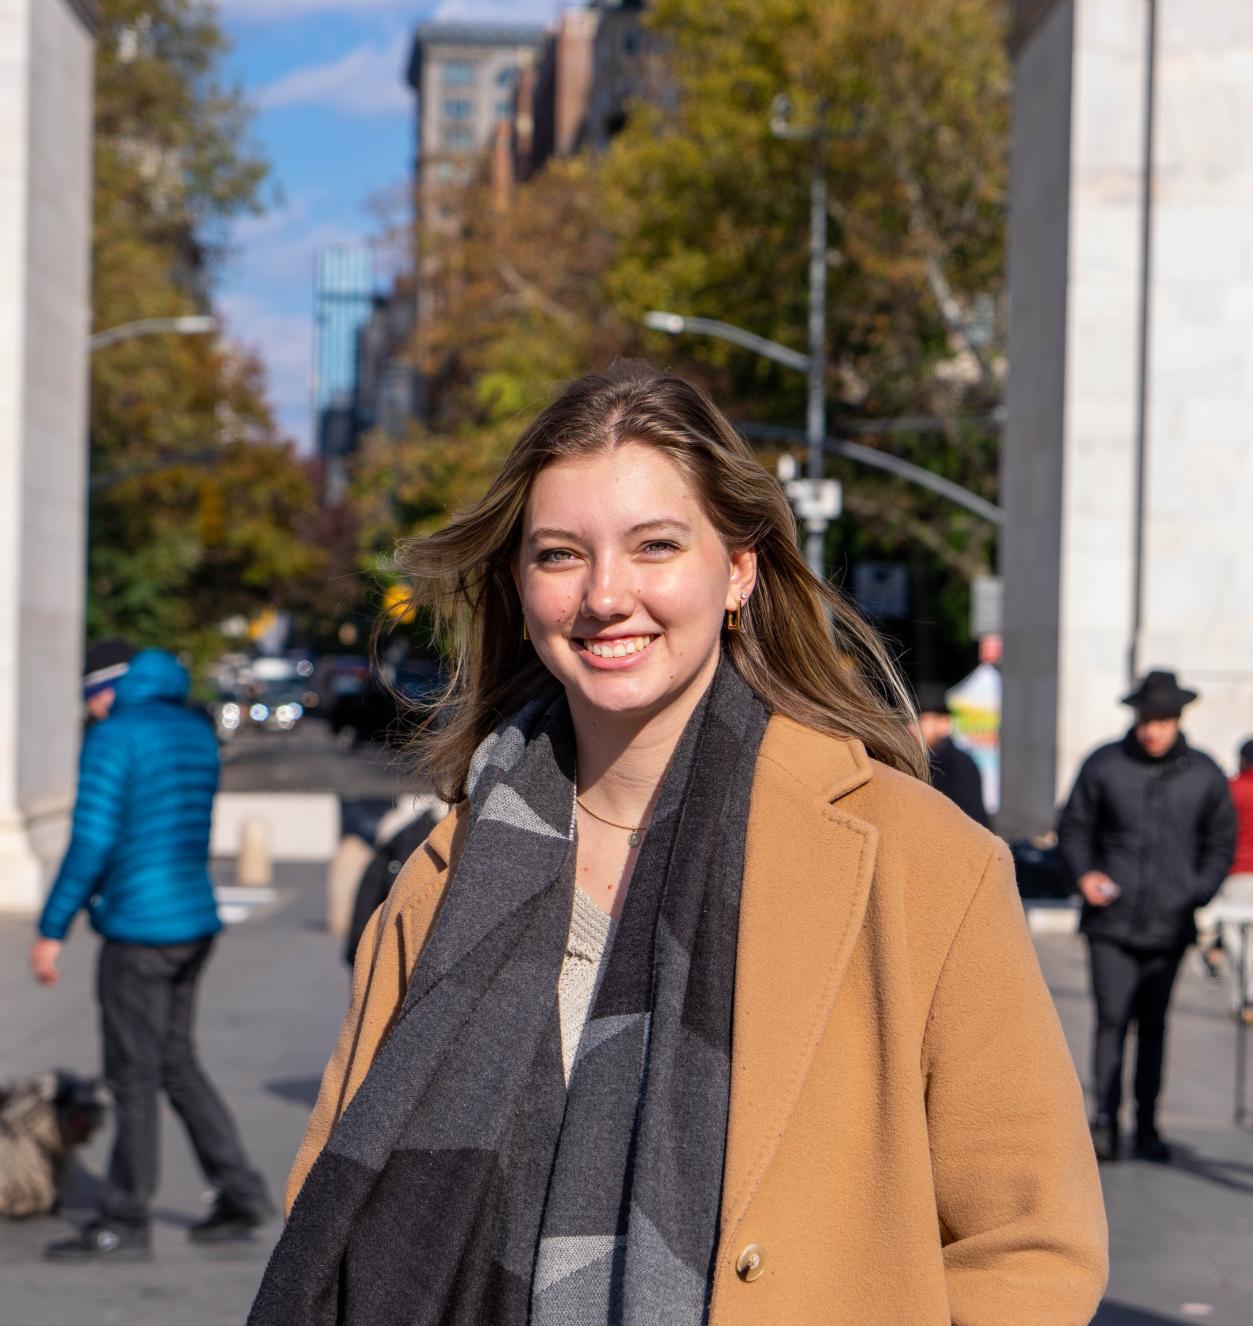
0, 0, 96, 911
1002, 0, 1253, 836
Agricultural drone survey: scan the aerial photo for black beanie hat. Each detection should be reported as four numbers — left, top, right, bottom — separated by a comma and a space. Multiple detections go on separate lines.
83, 638, 136, 698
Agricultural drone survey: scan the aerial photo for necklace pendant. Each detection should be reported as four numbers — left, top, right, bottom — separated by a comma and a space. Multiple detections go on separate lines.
628, 829, 641, 848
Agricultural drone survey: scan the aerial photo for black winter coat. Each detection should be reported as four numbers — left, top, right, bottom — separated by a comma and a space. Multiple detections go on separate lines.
928, 736, 990, 828
1057, 731, 1236, 950
343, 808, 441, 966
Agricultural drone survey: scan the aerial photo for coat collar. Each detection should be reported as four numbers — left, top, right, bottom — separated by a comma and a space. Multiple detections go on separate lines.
720, 716, 879, 1232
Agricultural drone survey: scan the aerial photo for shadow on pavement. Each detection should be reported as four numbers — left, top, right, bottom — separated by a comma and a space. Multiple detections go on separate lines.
1162, 1140, 1253, 1196
265, 1076, 322, 1107
1094, 1302, 1187, 1324
58, 1156, 104, 1212
57, 1161, 201, 1230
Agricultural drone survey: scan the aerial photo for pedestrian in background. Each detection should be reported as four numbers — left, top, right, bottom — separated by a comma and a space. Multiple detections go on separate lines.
252, 363, 1105, 1325
343, 800, 443, 967
1195, 736, 1253, 1011
1058, 670, 1236, 1163
913, 680, 990, 827
30, 645, 271, 1261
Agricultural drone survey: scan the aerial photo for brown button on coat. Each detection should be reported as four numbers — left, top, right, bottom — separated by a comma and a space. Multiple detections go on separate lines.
288, 717, 1108, 1324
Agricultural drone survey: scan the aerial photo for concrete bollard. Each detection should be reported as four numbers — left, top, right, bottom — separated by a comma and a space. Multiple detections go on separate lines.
236, 817, 273, 888
326, 834, 374, 939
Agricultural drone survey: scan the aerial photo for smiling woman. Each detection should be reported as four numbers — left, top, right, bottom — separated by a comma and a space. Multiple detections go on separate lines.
251, 362, 1107, 1326
397, 359, 927, 802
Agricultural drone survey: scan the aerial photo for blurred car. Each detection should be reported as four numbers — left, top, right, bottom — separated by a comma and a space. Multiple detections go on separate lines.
252, 654, 319, 713
313, 655, 370, 718
212, 692, 243, 743
241, 681, 308, 733
329, 663, 442, 751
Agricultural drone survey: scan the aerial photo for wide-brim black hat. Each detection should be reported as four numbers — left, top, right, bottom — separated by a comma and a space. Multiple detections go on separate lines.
1121, 669, 1197, 717
913, 681, 952, 716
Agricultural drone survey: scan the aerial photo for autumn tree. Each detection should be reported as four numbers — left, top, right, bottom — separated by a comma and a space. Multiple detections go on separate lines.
604, 0, 1007, 581
412, 156, 633, 431
347, 154, 638, 612
360, 0, 1009, 672
88, 0, 326, 658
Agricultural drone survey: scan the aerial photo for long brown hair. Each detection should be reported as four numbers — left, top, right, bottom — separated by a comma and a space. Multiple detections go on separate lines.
398, 361, 926, 799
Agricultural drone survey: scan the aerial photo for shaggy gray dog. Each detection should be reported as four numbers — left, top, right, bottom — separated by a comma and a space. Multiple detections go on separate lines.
0, 1071, 107, 1218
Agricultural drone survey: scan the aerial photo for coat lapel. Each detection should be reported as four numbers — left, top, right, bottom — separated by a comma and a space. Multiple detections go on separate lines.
719, 717, 879, 1232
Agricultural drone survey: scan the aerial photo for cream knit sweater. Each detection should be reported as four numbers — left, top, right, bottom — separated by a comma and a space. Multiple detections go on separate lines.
557, 888, 616, 1084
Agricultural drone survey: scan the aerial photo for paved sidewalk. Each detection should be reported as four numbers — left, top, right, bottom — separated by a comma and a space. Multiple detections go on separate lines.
1037, 935, 1253, 1325
0, 861, 344, 1326
0, 868, 1250, 1323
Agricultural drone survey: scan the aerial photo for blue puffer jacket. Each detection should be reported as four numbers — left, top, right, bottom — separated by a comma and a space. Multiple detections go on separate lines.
38, 650, 222, 945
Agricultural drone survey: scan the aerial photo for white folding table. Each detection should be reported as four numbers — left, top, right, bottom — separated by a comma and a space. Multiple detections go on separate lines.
1202, 900, 1253, 1126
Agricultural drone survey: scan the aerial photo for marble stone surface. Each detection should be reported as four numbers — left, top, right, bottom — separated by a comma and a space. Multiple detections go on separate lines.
1001, 0, 1076, 836
0, 0, 94, 911
1002, 0, 1253, 835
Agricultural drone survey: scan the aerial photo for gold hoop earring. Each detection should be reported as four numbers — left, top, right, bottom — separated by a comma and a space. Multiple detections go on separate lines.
725, 594, 746, 633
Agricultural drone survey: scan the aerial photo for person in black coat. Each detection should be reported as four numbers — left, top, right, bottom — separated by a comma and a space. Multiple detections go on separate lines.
343, 805, 442, 968
1058, 670, 1236, 1164
914, 681, 990, 828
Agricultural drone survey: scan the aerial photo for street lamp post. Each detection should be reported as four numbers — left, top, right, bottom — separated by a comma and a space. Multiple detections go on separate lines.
88, 314, 217, 353
645, 101, 1006, 572
643, 311, 845, 577
805, 136, 828, 576
647, 99, 843, 580
772, 95, 834, 578
642, 312, 809, 372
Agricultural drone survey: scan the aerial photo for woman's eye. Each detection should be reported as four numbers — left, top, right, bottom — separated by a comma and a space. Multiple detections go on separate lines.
640, 540, 680, 556
537, 548, 576, 565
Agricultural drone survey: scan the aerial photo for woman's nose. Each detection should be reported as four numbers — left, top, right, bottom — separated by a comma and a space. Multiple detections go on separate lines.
582, 557, 635, 620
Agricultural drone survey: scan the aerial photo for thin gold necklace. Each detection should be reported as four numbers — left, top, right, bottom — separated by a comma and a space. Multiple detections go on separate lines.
575, 797, 648, 848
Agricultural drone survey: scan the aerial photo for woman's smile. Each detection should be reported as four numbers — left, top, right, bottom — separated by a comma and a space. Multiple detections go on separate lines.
576, 633, 658, 666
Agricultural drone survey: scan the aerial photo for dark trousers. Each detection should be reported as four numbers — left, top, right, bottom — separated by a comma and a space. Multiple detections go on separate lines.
97, 937, 267, 1228
1087, 936, 1185, 1130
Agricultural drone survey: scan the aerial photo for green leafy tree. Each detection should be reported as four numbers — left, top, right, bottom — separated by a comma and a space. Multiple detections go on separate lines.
362, 0, 1008, 670
350, 425, 506, 555
602, 0, 1008, 658
88, 0, 325, 659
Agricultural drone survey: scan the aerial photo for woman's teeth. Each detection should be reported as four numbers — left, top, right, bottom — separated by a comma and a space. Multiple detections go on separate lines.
583, 635, 654, 658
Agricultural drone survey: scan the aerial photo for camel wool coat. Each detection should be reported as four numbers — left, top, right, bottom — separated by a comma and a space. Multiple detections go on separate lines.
288, 716, 1108, 1324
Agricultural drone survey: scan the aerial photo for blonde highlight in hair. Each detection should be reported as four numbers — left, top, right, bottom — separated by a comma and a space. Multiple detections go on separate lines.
398, 361, 927, 799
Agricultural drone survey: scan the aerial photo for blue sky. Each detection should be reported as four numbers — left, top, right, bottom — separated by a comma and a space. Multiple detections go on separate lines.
216, 0, 560, 450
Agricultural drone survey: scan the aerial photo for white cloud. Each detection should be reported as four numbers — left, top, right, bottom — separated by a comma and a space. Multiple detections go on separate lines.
219, 292, 316, 449
257, 36, 411, 117
219, 0, 556, 23
218, 0, 411, 18
231, 203, 363, 287
250, 3, 562, 116
431, 0, 556, 19
219, 196, 370, 451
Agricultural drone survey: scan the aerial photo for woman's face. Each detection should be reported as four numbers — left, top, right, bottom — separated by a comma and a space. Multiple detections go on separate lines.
517, 442, 755, 726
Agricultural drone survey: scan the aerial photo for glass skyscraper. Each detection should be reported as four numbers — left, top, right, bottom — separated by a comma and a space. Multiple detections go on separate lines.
312, 245, 375, 432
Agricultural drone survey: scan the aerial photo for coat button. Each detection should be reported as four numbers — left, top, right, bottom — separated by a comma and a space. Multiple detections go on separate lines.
735, 1243, 765, 1282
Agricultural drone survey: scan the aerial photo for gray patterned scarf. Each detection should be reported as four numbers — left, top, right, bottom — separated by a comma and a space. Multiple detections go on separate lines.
248, 659, 768, 1326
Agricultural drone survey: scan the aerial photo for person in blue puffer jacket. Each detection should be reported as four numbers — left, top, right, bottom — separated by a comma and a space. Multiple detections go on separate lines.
30, 644, 271, 1262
